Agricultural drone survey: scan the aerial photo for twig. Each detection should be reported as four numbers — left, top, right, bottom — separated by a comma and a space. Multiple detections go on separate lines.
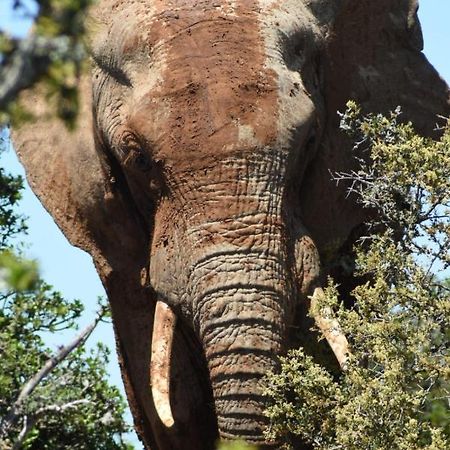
11, 400, 92, 450
0, 306, 106, 439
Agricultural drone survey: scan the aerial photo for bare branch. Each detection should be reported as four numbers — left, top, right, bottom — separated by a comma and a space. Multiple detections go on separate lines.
11, 415, 36, 450
35, 399, 92, 416
11, 400, 93, 450
0, 306, 106, 439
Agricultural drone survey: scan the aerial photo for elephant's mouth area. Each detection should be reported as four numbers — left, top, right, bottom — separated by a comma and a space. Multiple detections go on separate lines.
147, 214, 350, 438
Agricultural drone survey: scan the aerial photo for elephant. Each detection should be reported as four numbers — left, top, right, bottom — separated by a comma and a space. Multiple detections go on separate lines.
12, 0, 449, 448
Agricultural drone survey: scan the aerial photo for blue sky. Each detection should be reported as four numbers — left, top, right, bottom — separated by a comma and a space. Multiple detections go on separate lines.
1, 1, 449, 448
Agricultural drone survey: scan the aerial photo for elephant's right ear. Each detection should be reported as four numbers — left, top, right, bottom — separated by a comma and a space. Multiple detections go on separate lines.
12, 71, 158, 447
308, 0, 450, 136
301, 0, 450, 256
12, 71, 146, 272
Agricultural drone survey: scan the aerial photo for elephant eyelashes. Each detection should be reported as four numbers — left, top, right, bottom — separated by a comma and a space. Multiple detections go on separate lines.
120, 132, 152, 172
124, 150, 152, 174
92, 53, 132, 88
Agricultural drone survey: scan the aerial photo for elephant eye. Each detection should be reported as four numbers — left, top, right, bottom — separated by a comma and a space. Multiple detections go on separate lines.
134, 153, 151, 172
120, 132, 152, 173
124, 149, 152, 173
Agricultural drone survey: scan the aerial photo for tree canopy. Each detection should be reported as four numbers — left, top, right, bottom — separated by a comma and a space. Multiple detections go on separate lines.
0, 0, 91, 127
0, 138, 135, 449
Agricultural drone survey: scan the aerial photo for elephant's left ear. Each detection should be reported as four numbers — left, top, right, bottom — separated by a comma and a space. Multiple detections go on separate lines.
300, 0, 450, 256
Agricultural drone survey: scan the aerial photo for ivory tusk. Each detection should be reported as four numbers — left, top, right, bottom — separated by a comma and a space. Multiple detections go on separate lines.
150, 300, 177, 427
310, 287, 350, 370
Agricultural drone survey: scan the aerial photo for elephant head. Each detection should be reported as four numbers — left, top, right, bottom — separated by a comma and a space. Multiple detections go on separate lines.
13, 0, 449, 448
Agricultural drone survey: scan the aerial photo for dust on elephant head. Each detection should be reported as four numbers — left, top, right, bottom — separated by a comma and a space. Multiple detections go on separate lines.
13, 0, 449, 448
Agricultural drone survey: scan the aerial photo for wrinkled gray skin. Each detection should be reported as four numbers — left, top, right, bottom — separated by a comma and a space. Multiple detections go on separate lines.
13, 0, 449, 448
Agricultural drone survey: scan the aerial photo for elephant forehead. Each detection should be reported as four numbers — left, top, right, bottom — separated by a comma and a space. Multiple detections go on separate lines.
122, 0, 279, 161
94, 1, 314, 159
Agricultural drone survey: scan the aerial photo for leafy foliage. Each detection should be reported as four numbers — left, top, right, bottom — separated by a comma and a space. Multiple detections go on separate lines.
0, 136, 38, 291
0, 290, 134, 449
0, 0, 92, 127
339, 102, 450, 269
0, 160, 26, 246
0, 147, 133, 447
0, 250, 38, 291
265, 102, 450, 450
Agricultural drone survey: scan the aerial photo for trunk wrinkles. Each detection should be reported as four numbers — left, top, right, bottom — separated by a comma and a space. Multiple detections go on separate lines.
151, 153, 294, 445
188, 218, 293, 444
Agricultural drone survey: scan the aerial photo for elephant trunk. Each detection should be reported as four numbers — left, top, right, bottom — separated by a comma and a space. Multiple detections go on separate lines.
149, 155, 298, 443
202, 315, 280, 444
191, 252, 290, 445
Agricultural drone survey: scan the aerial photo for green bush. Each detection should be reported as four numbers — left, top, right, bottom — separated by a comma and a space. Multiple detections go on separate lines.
265, 103, 450, 450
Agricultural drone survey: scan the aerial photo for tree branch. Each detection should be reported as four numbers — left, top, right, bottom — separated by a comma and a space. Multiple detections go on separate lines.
11, 415, 36, 450
11, 400, 93, 450
0, 32, 84, 111
35, 399, 92, 416
0, 306, 106, 439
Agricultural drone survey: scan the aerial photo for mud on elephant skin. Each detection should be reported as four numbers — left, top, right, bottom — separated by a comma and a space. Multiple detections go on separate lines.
13, 0, 449, 448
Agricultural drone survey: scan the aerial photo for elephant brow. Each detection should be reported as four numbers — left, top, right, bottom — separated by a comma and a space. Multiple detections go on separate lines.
92, 53, 132, 88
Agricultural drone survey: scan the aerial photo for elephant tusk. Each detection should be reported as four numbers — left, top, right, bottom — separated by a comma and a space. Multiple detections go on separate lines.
150, 300, 177, 427
310, 287, 350, 370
